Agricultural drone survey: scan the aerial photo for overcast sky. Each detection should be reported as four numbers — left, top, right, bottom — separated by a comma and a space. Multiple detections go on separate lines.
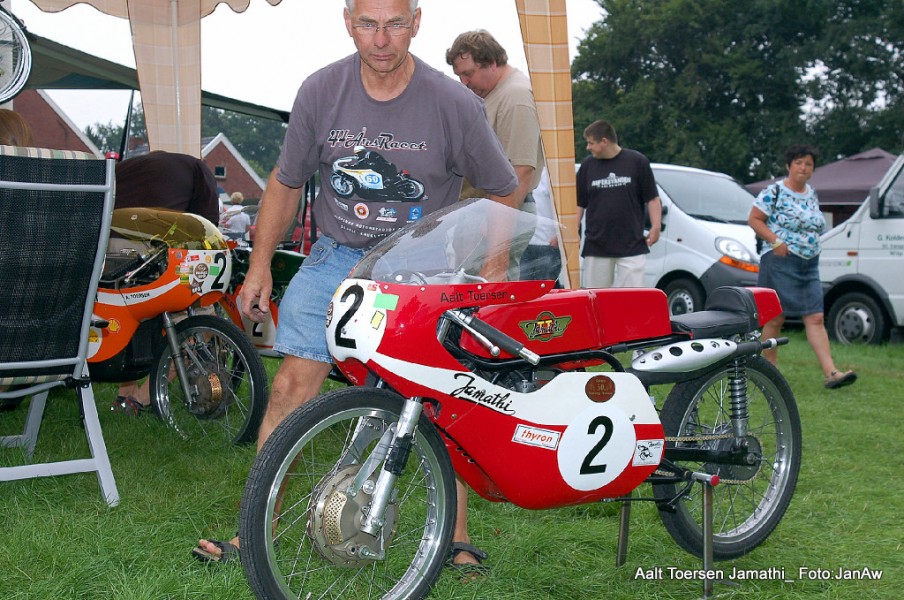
7, 0, 603, 130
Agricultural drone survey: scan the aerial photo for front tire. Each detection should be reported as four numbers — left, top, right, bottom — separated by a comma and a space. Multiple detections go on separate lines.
330, 173, 356, 199
149, 315, 268, 445
652, 356, 801, 559
240, 388, 456, 600
827, 291, 890, 344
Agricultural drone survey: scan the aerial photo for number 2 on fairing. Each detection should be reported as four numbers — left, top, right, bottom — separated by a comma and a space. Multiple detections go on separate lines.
558, 405, 635, 492
210, 252, 228, 290
335, 284, 364, 349
580, 415, 613, 474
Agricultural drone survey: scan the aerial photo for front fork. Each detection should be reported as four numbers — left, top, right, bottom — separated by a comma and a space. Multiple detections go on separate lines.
162, 311, 197, 405
359, 396, 424, 537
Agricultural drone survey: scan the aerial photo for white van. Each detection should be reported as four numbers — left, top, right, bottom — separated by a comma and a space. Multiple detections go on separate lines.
646, 164, 760, 314
820, 154, 904, 344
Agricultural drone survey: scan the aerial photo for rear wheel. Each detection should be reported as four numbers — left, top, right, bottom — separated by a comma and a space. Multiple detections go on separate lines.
149, 315, 267, 445
652, 356, 801, 559
239, 387, 456, 600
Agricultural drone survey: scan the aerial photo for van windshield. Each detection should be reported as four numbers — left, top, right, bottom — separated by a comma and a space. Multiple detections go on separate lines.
653, 168, 754, 225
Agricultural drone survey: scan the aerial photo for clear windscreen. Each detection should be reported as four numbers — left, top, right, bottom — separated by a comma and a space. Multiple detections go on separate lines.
350, 198, 561, 285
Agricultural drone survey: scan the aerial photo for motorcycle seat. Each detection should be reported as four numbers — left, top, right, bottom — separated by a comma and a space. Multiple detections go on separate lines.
669, 286, 760, 338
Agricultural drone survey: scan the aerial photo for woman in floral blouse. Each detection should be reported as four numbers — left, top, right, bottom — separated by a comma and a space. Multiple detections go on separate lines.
748, 144, 857, 389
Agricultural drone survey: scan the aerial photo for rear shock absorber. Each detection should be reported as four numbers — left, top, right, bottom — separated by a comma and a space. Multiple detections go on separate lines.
727, 356, 749, 439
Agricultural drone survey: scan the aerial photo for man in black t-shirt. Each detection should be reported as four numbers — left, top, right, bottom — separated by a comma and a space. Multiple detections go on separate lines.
576, 120, 662, 288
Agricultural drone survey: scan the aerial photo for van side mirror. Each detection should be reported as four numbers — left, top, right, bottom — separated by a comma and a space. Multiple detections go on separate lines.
868, 186, 881, 219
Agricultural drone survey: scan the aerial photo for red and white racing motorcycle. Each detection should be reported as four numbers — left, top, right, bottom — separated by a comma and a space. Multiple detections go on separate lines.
239, 198, 801, 600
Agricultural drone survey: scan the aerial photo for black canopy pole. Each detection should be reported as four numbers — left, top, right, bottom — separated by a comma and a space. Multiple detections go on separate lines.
117, 90, 135, 160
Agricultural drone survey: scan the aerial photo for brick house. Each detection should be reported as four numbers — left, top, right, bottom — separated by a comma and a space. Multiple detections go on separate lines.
201, 133, 266, 202
9, 89, 266, 201
10, 89, 101, 156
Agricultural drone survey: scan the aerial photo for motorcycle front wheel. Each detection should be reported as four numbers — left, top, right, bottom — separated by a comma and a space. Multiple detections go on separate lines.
330, 172, 356, 198
239, 387, 456, 600
149, 314, 268, 445
652, 355, 801, 559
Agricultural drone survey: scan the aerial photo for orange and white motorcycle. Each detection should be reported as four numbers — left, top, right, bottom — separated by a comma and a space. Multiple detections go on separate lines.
88, 207, 268, 445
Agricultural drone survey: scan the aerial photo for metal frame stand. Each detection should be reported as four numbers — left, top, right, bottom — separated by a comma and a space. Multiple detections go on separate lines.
615, 473, 728, 599
615, 497, 631, 567
690, 472, 719, 598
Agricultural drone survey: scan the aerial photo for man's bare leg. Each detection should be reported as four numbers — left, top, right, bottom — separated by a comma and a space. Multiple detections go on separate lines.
451, 478, 481, 565
196, 355, 333, 558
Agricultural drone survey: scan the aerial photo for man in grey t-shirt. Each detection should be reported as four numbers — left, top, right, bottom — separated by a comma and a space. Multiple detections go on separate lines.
193, 0, 518, 565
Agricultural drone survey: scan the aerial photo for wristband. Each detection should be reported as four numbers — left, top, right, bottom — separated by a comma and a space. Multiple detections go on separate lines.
771, 239, 784, 249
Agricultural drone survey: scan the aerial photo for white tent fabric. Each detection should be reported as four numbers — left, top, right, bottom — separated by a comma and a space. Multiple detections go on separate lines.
30, 0, 580, 285
31, 0, 281, 156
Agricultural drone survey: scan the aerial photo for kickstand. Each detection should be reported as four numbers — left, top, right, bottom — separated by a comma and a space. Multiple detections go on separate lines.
690, 472, 719, 598
615, 495, 631, 567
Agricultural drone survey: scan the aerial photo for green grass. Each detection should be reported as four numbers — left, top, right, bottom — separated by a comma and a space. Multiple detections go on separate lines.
1, 335, 900, 599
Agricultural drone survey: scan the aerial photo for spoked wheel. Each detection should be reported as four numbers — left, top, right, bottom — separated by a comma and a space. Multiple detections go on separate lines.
652, 355, 801, 559
239, 387, 456, 600
149, 314, 267, 445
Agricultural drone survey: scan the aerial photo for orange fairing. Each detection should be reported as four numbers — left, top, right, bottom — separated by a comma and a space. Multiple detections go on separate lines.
89, 209, 231, 363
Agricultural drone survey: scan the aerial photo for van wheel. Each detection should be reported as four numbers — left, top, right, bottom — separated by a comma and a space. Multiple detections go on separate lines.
827, 291, 889, 344
664, 278, 704, 315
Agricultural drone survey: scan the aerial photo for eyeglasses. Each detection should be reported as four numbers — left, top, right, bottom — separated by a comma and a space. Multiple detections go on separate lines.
352, 22, 412, 37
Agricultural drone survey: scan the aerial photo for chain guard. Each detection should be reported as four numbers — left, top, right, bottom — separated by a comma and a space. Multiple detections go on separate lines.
660, 432, 763, 484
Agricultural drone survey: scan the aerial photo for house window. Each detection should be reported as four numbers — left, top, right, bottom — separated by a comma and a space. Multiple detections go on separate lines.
214, 165, 227, 179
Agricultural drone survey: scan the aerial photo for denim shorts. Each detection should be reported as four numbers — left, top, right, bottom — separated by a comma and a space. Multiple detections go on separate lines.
274, 235, 367, 363
757, 251, 823, 317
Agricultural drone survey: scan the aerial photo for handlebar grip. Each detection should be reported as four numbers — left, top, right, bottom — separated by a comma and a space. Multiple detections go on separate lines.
466, 315, 540, 365
734, 336, 789, 357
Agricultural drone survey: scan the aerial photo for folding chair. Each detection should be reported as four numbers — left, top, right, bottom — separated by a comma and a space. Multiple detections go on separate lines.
0, 146, 119, 506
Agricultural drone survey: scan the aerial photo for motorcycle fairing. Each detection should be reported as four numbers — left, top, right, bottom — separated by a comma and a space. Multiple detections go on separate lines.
90, 210, 232, 363
328, 278, 665, 509
460, 287, 674, 358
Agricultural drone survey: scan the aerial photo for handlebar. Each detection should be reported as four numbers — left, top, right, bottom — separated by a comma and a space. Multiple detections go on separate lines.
734, 336, 789, 357
444, 309, 540, 365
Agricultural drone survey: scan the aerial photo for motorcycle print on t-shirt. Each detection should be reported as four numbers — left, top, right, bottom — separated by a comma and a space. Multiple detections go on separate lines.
329, 147, 426, 202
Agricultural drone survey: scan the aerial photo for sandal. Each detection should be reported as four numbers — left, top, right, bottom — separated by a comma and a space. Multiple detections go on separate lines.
192, 538, 239, 565
446, 542, 490, 577
824, 370, 857, 389
111, 395, 149, 416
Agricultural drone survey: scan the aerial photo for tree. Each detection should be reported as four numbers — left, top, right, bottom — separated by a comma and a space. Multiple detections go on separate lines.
571, 0, 904, 182
804, 0, 904, 160
85, 102, 146, 154
201, 107, 286, 177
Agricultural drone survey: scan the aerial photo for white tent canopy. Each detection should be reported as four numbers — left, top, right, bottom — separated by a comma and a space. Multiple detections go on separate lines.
28, 0, 580, 285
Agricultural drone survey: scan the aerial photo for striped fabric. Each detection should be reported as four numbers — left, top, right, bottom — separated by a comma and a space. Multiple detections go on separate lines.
0, 144, 96, 160
516, 0, 579, 288
0, 373, 68, 386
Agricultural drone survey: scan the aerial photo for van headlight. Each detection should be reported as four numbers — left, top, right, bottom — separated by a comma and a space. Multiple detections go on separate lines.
715, 236, 759, 272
